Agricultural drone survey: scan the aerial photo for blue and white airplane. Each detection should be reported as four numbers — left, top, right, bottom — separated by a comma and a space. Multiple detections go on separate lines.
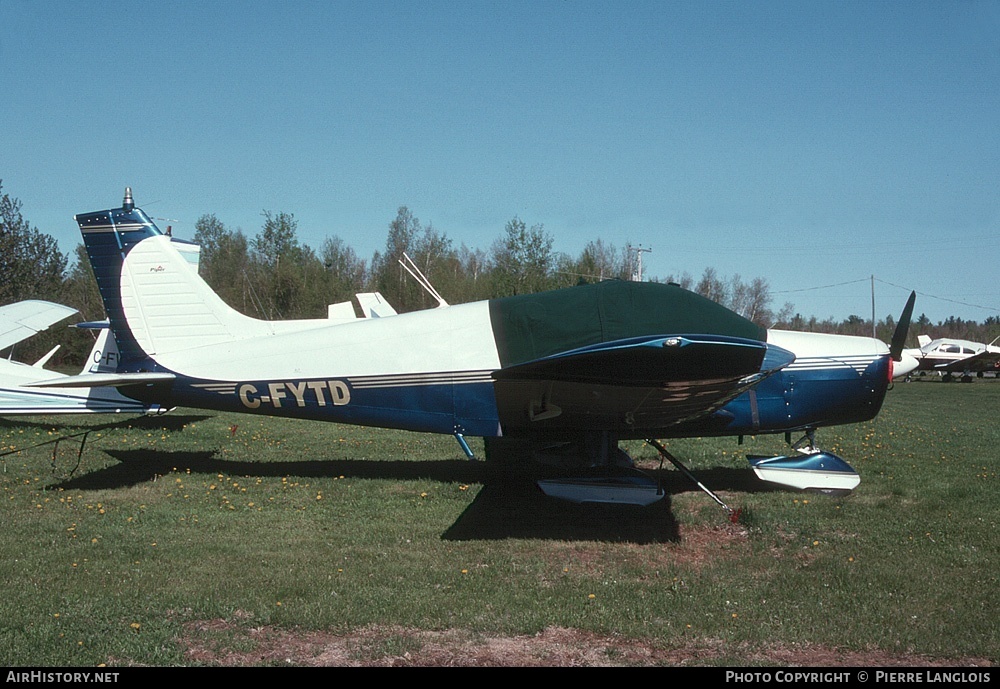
30, 189, 914, 505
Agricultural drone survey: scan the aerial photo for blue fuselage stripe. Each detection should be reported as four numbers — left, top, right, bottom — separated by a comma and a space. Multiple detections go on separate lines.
172, 377, 502, 437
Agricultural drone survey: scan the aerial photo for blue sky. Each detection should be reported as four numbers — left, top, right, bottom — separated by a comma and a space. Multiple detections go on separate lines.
2, 0, 997, 324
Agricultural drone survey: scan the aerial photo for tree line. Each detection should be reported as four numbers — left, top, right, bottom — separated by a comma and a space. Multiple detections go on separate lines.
2, 180, 997, 367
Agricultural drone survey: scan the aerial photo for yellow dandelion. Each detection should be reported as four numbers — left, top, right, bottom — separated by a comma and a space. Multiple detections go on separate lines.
588, 594, 596, 599
130, 622, 141, 631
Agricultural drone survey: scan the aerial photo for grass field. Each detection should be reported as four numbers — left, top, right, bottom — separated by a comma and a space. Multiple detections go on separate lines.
1, 378, 996, 667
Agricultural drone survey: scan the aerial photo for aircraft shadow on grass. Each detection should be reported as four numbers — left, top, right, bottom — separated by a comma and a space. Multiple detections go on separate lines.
48, 445, 779, 544
0, 414, 214, 434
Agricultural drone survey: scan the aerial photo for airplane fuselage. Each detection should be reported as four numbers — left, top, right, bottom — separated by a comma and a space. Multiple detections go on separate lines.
72, 197, 894, 449
119, 301, 892, 441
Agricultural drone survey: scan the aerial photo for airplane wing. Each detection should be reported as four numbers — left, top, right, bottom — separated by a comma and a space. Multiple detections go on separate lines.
0, 300, 79, 352
493, 334, 795, 434
936, 350, 1000, 373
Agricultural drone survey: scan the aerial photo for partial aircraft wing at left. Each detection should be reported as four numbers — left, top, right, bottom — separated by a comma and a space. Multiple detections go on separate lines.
0, 300, 166, 416
0, 300, 79, 352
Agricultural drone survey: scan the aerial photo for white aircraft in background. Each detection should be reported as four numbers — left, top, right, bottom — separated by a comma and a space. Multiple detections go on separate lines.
900, 335, 1000, 382
0, 300, 165, 415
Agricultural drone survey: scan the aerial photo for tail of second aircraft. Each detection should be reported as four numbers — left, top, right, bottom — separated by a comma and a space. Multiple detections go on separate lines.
76, 188, 298, 371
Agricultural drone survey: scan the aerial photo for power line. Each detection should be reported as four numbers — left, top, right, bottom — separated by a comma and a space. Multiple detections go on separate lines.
874, 278, 999, 315
773, 278, 869, 294
776, 277, 997, 315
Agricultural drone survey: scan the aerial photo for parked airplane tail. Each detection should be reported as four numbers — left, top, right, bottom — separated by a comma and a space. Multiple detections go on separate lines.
76, 188, 311, 370
74, 322, 121, 375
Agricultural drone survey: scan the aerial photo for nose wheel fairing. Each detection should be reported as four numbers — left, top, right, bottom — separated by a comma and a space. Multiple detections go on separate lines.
748, 451, 860, 496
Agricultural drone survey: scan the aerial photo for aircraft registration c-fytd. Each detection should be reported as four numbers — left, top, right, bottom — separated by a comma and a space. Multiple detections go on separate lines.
239, 380, 351, 409
27, 188, 916, 508
193, 380, 351, 409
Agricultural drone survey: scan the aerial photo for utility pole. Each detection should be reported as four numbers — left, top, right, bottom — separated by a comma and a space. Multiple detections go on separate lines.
629, 244, 652, 282
871, 275, 876, 339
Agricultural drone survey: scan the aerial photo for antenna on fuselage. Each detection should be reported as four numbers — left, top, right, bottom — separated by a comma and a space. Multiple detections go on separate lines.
398, 252, 448, 308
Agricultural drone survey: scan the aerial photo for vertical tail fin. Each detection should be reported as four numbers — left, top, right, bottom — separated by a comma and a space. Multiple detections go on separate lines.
76, 323, 119, 376
77, 189, 309, 370
76, 188, 165, 368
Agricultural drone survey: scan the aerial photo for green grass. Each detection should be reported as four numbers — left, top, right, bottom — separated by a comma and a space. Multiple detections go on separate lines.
0, 379, 997, 665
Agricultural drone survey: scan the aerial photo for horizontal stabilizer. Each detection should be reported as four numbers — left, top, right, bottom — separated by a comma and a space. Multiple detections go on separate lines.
27, 372, 176, 389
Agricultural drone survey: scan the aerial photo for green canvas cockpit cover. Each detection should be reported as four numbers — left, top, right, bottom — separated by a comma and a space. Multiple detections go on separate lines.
488, 280, 766, 367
